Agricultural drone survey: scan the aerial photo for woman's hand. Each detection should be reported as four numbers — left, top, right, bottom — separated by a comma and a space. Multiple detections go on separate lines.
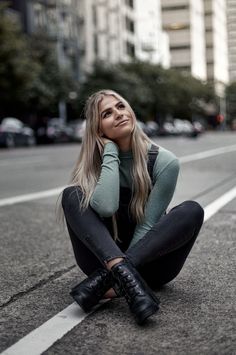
100, 136, 114, 145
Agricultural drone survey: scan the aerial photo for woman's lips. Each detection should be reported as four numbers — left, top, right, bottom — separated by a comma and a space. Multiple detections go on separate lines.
116, 120, 129, 127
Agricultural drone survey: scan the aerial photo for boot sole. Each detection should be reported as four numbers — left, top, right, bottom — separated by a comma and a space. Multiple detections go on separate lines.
135, 303, 159, 325
70, 291, 94, 313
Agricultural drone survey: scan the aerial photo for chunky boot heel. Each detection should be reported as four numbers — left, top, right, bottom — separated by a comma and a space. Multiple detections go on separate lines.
70, 268, 113, 312
111, 260, 160, 325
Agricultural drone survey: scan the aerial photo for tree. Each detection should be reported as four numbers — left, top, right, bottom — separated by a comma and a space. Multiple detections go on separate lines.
0, 4, 77, 121
0, 3, 38, 117
27, 32, 77, 117
226, 82, 236, 126
77, 60, 217, 124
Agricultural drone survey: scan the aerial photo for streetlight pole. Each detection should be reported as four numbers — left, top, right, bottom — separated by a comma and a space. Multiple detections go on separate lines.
55, 1, 67, 124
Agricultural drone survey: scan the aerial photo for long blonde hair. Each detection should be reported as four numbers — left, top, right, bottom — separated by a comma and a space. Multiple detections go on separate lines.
61, 90, 155, 239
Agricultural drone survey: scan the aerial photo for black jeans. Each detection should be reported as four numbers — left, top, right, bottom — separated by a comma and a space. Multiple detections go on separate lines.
62, 186, 204, 289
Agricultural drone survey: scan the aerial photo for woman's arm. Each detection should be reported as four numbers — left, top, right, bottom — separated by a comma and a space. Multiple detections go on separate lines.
129, 147, 180, 247
90, 141, 120, 217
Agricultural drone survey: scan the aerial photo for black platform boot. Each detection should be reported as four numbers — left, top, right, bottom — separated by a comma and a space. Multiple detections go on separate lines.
70, 268, 115, 312
111, 260, 160, 325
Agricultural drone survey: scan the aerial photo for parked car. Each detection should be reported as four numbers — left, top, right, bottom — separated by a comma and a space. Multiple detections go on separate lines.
137, 120, 154, 136
146, 121, 159, 137
67, 119, 86, 142
36, 118, 73, 144
160, 121, 178, 136
0, 117, 36, 148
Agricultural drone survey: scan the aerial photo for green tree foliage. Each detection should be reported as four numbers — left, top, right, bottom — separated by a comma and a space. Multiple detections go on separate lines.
27, 33, 76, 116
226, 82, 236, 124
0, 4, 38, 116
78, 61, 217, 123
0, 5, 77, 118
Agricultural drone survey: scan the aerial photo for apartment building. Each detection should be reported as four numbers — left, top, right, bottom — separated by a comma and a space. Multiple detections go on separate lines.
161, 0, 207, 80
77, 0, 136, 78
204, 0, 229, 96
9, 0, 80, 79
135, 0, 170, 68
227, 0, 236, 82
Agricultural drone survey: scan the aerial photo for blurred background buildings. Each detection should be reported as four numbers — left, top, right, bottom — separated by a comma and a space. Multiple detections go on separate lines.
1, 0, 236, 131
7, 0, 233, 87
227, 0, 236, 82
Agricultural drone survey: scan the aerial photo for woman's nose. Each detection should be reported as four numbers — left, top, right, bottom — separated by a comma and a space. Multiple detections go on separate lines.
114, 108, 123, 118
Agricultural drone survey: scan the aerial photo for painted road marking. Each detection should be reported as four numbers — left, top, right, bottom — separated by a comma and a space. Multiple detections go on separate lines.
179, 144, 236, 163
0, 144, 236, 207
0, 188, 65, 207
1, 186, 236, 355
0, 157, 49, 167
204, 186, 236, 222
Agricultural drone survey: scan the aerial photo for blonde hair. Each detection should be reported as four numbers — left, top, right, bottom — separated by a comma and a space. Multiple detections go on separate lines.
59, 89, 155, 240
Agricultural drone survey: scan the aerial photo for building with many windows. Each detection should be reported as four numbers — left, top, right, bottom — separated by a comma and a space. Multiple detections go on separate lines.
161, 0, 207, 80
77, 0, 136, 79
78, 0, 171, 78
227, 0, 236, 82
204, 0, 229, 96
135, 0, 170, 68
9, 0, 80, 80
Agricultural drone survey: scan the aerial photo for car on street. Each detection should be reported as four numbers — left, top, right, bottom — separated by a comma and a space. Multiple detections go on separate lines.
67, 119, 86, 142
36, 118, 74, 144
0, 117, 36, 148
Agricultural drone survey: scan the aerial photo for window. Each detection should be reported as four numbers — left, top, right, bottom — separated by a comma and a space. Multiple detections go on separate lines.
126, 41, 135, 57
94, 34, 98, 56
125, 16, 134, 33
170, 45, 191, 50
162, 5, 189, 11
126, 0, 134, 9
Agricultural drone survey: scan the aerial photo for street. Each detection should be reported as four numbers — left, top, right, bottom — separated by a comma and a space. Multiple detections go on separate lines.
0, 132, 236, 355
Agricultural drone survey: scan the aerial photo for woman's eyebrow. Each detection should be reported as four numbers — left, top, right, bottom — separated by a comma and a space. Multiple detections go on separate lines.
101, 101, 123, 117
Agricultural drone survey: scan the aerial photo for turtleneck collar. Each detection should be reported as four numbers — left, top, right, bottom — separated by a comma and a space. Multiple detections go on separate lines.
119, 149, 133, 158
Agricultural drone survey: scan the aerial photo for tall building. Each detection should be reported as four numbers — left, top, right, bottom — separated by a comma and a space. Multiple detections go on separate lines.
161, 0, 207, 80
227, 0, 236, 82
204, 0, 229, 97
9, 0, 80, 80
78, 0, 171, 79
78, 0, 136, 79
135, 0, 170, 68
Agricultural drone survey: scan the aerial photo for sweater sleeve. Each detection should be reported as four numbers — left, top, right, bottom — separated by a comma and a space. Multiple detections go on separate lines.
129, 147, 180, 247
89, 142, 120, 217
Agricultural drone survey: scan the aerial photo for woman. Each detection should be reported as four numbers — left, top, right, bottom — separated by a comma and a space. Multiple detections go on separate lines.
61, 89, 204, 325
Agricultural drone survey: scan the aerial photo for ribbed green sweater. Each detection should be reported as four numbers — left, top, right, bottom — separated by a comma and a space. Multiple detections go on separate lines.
90, 142, 180, 247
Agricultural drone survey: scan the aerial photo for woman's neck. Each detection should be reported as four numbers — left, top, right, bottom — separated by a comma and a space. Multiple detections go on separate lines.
115, 136, 131, 152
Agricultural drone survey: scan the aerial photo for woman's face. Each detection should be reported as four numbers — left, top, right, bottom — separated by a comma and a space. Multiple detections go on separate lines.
98, 95, 134, 141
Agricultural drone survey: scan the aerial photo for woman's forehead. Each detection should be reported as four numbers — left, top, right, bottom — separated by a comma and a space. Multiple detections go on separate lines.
99, 95, 120, 111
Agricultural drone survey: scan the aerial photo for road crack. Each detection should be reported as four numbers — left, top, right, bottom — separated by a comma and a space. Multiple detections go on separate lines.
0, 264, 76, 309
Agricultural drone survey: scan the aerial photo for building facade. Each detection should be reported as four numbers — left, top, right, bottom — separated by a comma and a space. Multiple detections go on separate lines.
77, 0, 136, 78
227, 0, 236, 82
135, 0, 170, 68
204, 0, 229, 97
9, 0, 80, 80
161, 0, 207, 80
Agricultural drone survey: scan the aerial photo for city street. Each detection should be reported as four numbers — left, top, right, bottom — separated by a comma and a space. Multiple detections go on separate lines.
0, 132, 235, 354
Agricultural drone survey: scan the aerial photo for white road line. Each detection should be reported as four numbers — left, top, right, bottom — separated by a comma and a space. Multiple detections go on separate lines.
1, 301, 109, 355
1, 186, 236, 355
204, 186, 236, 222
0, 188, 65, 207
0, 144, 236, 208
0, 157, 48, 167
179, 144, 236, 163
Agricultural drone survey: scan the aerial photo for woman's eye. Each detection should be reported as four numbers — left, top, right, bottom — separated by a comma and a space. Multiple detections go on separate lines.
103, 111, 111, 118
118, 104, 125, 109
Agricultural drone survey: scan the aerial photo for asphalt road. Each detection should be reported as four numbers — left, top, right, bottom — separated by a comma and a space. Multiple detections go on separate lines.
0, 132, 235, 355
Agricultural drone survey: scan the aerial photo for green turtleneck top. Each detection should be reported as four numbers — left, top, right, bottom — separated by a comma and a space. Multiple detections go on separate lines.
90, 142, 179, 247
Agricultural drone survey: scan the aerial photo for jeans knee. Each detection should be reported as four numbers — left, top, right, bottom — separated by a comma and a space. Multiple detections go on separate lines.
62, 186, 82, 213
182, 200, 204, 225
